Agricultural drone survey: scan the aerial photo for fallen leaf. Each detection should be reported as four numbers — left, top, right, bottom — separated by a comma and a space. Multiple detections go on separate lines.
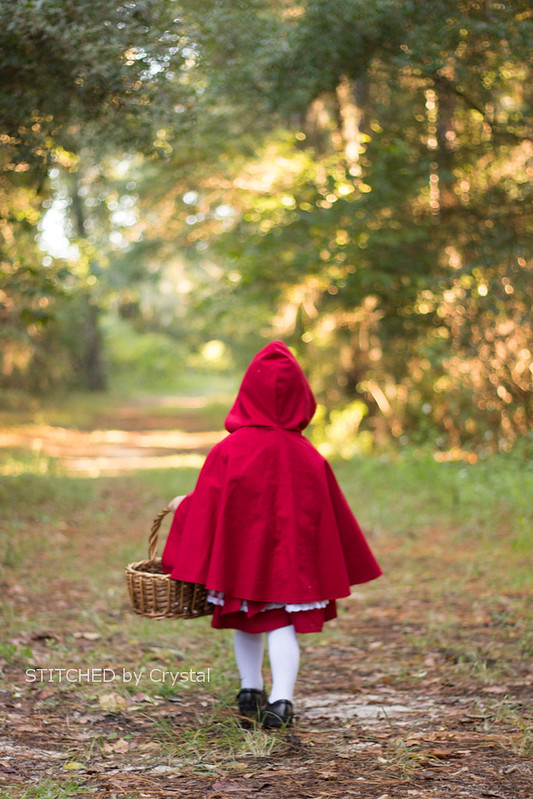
318, 771, 338, 780
428, 748, 453, 759
35, 690, 54, 701
30, 631, 58, 641
404, 733, 425, 745
138, 742, 160, 751
103, 737, 129, 755
98, 691, 127, 711
433, 731, 457, 741
63, 762, 85, 771
13, 725, 42, 734
73, 631, 101, 640
211, 780, 251, 792
130, 693, 155, 703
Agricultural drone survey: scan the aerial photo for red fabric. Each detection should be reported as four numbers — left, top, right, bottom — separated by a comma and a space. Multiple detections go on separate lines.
161, 340, 382, 627
210, 601, 338, 634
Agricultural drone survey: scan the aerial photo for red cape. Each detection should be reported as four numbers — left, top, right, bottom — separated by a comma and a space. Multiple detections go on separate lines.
162, 341, 382, 602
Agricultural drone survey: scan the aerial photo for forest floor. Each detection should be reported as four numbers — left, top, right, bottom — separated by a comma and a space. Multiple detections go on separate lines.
0, 390, 532, 799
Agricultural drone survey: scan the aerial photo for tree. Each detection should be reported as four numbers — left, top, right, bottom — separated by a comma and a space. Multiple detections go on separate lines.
2, 0, 531, 450
143, 0, 533, 448
0, 0, 193, 393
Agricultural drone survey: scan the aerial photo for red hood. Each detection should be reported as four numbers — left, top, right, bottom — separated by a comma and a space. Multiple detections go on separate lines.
225, 341, 317, 432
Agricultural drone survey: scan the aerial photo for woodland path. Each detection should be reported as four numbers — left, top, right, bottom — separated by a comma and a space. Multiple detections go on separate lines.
1, 396, 531, 798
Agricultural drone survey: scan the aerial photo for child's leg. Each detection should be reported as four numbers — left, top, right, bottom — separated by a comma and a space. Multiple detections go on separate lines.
266, 624, 300, 703
233, 630, 265, 690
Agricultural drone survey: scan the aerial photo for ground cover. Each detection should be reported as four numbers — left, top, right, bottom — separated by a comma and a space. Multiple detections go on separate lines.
0, 389, 531, 798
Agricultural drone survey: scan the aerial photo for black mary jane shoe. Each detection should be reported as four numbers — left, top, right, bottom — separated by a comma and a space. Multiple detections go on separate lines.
237, 688, 267, 719
261, 699, 294, 729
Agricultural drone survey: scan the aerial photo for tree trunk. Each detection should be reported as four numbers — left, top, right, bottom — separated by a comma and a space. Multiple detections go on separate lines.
69, 171, 106, 391
82, 294, 106, 391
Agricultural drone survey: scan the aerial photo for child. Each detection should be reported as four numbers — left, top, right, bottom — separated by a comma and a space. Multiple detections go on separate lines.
161, 340, 382, 727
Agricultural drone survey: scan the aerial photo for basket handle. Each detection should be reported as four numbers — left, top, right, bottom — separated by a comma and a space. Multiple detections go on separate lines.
148, 506, 171, 561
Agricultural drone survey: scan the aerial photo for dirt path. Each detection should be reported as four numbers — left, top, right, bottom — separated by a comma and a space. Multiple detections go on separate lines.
0, 396, 227, 475
2, 616, 532, 798
1, 396, 531, 798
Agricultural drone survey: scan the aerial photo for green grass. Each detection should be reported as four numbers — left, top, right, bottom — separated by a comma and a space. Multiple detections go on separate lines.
335, 448, 532, 539
334, 448, 533, 590
0, 370, 238, 430
0, 391, 121, 430
3, 779, 91, 799
475, 696, 533, 755
153, 703, 283, 767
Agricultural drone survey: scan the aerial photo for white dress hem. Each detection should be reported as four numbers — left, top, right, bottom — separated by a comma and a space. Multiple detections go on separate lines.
207, 590, 329, 613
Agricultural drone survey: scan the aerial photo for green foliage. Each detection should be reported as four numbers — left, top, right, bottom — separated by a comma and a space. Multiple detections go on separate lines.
173, 0, 532, 450
0, 0, 195, 396
1, 0, 531, 449
103, 316, 187, 392
2, 779, 89, 799
0, 0, 191, 169
310, 399, 372, 459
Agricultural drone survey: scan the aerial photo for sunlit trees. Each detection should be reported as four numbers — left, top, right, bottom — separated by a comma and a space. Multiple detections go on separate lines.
1, 0, 531, 450
161, 0, 532, 449
0, 0, 192, 392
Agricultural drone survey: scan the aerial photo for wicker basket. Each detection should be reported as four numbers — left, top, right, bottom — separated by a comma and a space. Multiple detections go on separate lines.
125, 507, 213, 620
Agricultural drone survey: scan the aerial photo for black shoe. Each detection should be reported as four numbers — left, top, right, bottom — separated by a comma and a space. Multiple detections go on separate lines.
237, 688, 267, 718
261, 699, 294, 728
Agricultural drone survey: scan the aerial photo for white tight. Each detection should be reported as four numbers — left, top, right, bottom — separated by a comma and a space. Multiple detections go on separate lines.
234, 625, 300, 703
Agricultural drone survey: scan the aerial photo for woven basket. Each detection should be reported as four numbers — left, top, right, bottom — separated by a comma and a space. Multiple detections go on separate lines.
125, 507, 213, 620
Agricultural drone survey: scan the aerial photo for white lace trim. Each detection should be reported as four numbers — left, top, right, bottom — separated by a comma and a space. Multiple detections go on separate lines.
207, 591, 225, 607
207, 590, 329, 613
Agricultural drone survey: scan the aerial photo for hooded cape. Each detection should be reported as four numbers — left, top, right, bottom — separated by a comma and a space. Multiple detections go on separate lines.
161, 341, 382, 602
